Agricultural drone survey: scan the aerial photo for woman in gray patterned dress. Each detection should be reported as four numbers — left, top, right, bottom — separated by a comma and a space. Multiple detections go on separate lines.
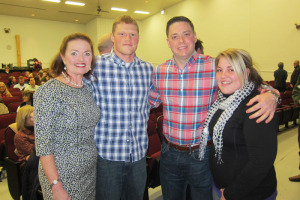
34, 33, 100, 200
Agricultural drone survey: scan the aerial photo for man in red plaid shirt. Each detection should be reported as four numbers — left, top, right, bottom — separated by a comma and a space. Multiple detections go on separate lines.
149, 16, 277, 200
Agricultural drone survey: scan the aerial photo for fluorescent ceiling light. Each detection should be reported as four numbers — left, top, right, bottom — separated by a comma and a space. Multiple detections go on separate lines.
111, 7, 128, 12
134, 10, 150, 14
43, 0, 60, 2
65, 1, 85, 6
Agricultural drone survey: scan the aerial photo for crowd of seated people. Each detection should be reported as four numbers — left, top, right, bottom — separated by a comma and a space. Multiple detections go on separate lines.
0, 68, 53, 90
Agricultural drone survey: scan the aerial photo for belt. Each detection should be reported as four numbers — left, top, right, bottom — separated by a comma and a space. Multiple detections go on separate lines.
162, 135, 212, 151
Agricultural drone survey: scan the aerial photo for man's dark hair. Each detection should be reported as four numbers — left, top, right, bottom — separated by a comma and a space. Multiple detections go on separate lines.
278, 62, 284, 69
166, 16, 195, 36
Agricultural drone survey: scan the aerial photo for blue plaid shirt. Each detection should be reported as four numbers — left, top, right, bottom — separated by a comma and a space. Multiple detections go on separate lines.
84, 51, 153, 162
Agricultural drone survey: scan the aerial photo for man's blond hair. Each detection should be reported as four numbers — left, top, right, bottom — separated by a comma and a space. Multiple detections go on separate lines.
112, 15, 139, 34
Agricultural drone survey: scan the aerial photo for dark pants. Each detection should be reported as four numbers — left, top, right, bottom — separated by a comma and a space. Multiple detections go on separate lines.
96, 156, 147, 200
160, 141, 213, 200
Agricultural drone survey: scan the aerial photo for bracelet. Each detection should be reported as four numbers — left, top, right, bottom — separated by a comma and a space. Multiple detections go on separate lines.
266, 90, 281, 105
50, 178, 61, 188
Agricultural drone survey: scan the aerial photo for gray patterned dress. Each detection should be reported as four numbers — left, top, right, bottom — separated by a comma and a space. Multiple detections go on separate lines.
34, 78, 100, 200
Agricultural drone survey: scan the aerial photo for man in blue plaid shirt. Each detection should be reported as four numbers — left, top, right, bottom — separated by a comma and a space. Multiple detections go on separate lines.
85, 15, 153, 200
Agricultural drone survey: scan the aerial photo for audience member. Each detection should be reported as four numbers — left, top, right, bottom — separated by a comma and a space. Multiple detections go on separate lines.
203, 48, 277, 200
34, 32, 100, 200
290, 60, 300, 88
289, 74, 300, 182
4, 66, 10, 74
24, 71, 30, 83
149, 16, 278, 200
14, 76, 29, 91
0, 98, 9, 114
97, 33, 114, 55
38, 70, 43, 78
274, 62, 287, 92
195, 39, 204, 54
24, 77, 39, 92
6, 76, 16, 88
41, 70, 50, 83
85, 15, 153, 200
34, 75, 41, 86
0, 82, 13, 97
17, 91, 33, 112
14, 106, 35, 168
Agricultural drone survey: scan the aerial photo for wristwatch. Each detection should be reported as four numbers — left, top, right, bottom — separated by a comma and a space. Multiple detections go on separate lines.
50, 178, 61, 188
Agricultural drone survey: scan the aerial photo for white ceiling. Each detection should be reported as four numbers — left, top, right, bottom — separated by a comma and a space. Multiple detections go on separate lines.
0, 0, 184, 24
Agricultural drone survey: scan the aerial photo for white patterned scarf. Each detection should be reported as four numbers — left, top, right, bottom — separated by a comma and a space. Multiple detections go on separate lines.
199, 81, 255, 163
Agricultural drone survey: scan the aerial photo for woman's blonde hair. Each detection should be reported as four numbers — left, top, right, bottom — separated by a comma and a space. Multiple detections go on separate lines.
16, 106, 34, 131
0, 82, 12, 97
215, 48, 264, 88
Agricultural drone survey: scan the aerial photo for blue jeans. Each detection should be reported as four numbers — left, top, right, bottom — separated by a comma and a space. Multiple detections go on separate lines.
96, 156, 146, 200
160, 141, 213, 200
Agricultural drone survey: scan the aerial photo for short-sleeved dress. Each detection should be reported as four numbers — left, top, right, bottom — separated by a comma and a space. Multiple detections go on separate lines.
34, 78, 100, 200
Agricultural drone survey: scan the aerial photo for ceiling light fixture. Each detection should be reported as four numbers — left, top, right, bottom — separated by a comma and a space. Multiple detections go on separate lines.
43, 0, 61, 2
134, 10, 150, 14
111, 7, 128, 12
161, 10, 165, 14
65, 1, 85, 6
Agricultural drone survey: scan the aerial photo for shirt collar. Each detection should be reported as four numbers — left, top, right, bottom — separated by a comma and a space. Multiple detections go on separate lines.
111, 49, 138, 67
170, 51, 197, 73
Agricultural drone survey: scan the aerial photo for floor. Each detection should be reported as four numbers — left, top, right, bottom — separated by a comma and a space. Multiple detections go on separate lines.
1, 125, 300, 200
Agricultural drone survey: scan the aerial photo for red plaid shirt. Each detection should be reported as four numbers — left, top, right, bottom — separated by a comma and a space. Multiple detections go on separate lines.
149, 52, 218, 145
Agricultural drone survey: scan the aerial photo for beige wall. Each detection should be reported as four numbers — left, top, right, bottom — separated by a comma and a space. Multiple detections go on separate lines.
86, 17, 114, 56
0, 15, 86, 68
138, 0, 300, 81
2, 0, 300, 82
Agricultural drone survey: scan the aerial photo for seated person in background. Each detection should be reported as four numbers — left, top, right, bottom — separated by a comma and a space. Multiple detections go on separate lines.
17, 91, 34, 112
4, 66, 10, 74
24, 71, 30, 83
14, 76, 28, 91
0, 98, 9, 114
14, 106, 35, 169
201, 48, 278, 200
24, 77, 39, 92
6, 76, 16, 88
34, 75, 41, 86
38, 70, 43, 80
40, 71, 51, 85
0, 82, 13, 97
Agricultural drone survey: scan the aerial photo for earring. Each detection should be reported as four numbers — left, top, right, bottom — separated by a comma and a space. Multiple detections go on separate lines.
64, 66, 66, 71
90, 67, 92, 71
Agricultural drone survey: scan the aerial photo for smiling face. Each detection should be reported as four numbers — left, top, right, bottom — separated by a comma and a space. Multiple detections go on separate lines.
61, 39, 92, 78
216, 57, 242, 94
167, 22, 197, 63
111, 22, 139, 63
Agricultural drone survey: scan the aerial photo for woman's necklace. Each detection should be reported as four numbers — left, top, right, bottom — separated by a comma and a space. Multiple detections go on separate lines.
61, 72, 83, 88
